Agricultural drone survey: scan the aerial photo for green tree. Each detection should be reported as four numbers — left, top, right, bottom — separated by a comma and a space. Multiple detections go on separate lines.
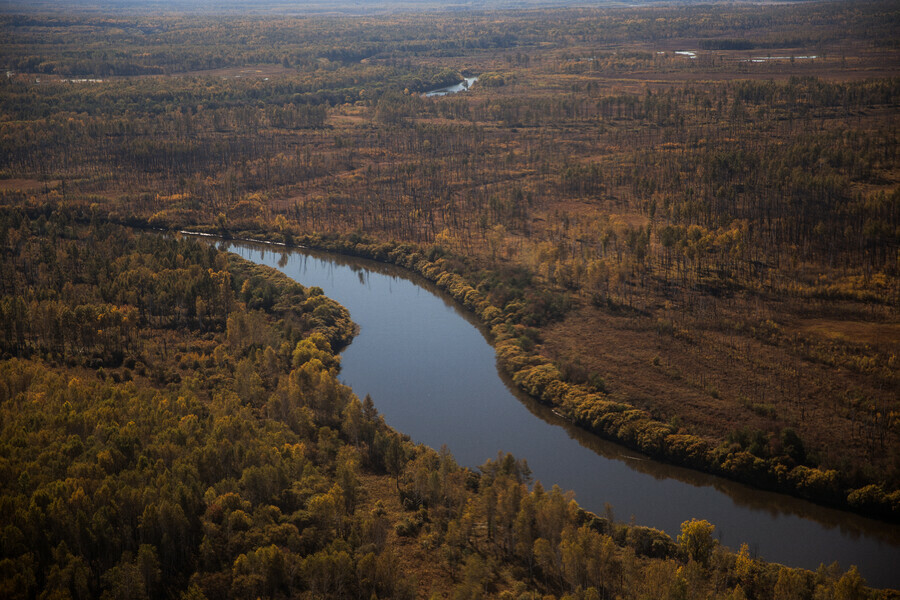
677, 519, 718, 568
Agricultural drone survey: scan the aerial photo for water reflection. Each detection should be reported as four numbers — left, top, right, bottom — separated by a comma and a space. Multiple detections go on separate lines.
216, 237, 899, 588
512, 382, 898, 547
425, 76, 479, 97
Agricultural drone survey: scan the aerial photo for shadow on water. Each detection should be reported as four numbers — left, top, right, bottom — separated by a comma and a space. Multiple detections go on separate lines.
510, 380, 899, 547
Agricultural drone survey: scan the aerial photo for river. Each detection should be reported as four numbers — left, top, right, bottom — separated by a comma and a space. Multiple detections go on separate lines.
220, 239, 898, 589
425, 76, 478, 97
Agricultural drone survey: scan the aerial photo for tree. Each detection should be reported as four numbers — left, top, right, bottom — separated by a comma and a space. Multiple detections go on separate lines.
833, 566, 867, 600
100, 553, 149, 600
774, 566, 809, 600
677, 519, 717, 568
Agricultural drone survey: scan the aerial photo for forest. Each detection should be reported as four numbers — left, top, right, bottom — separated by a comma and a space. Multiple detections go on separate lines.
0, 0, 898, 595
0, 208, 884, 599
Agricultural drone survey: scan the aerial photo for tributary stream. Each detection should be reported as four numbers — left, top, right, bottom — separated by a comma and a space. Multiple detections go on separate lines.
220, 238, 899, 588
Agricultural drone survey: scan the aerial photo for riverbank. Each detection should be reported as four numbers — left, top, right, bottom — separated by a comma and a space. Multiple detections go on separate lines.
10, 205, 898, 588
107, 213, 895, 525
24, 193, 892, 522
222, 233, 900, 588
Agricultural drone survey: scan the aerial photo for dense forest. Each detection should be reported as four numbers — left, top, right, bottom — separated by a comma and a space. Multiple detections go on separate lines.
0, 0, 898, 595
0, 209, 884, 598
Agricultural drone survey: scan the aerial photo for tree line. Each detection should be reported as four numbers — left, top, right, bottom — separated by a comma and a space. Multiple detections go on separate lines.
0, 208, 881, 599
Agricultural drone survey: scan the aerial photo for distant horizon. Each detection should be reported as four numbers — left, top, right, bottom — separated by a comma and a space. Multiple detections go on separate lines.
0, 0, 818, 17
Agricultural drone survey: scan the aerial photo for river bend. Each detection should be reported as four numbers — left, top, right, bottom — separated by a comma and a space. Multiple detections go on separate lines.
221, 239, 899, 589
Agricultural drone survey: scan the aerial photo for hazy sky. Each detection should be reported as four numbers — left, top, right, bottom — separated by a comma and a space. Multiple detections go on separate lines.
1, 0, 684, 16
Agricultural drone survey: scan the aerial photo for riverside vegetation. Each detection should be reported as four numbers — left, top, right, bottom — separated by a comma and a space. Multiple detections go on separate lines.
2, 0, 896, 517
0, 208, 885, 599
0, 0, 898, 595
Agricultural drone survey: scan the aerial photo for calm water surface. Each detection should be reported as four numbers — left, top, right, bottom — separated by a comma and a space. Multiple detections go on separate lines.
223, 240, 899, 589
425, 76, 478, 97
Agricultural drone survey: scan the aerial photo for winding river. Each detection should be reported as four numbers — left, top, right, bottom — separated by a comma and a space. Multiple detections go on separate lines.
221, 239, 899, 589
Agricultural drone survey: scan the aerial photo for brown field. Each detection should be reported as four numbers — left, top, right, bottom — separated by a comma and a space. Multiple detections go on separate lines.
791, 318, 900, 347
0, 178, 57, 191
542, 298, 897, 479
